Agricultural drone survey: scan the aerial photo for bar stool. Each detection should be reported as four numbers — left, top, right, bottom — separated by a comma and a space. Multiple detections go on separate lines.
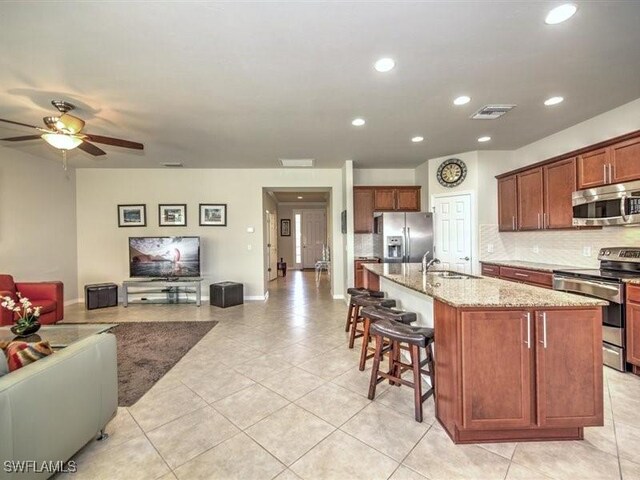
358, 305, 417, 371
348, 295, 396, 349
368, 319, 435, 422
345, 288, 384, 333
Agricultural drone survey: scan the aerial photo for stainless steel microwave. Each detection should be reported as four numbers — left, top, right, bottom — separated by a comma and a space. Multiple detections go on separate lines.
572, 180, 640, 226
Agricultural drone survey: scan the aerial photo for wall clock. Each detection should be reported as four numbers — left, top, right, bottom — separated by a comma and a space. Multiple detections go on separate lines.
437, 158, 467, 188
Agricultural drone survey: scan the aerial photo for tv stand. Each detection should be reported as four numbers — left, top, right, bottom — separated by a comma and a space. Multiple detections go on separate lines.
122, 278, 203, 307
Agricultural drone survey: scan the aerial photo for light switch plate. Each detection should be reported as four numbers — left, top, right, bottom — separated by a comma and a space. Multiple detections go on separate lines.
487, 244, 494, 253
533, 245, 539, 254
583, 246, 592, 257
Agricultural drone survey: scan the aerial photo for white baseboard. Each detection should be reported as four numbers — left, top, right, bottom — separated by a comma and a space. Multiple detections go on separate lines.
65, 298, 83, 306
332, 294, 345, 300
245, 294, 268, 301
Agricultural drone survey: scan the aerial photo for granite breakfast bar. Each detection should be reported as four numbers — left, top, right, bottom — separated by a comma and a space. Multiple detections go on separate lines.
363, 263, 608, 444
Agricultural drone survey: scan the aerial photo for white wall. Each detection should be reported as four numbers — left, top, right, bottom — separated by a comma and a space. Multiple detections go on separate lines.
353, 168, 415, 186
262, 191, 278, 291
0, 149, 78, 301
414, 161, 429, 212
342, 161, 354, 295
75, 168, 345, 300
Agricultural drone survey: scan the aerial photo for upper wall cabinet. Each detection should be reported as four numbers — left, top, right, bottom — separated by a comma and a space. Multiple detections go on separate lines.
373, 187, 420, 212
577, 136, 640, 189
517, 167, 544, 230
544, 158, 577, 229
498, 176, 518, 231
354, 186, 421, 233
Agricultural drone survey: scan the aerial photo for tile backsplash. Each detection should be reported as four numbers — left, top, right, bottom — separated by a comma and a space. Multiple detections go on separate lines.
479, 224, 640, 268
355, 234, 381, 258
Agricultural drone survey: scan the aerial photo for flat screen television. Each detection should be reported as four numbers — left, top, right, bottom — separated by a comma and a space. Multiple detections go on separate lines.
129, 237, 200, 278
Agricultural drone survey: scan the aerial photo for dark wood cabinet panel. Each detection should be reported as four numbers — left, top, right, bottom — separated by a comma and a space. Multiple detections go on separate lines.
460, 310, 533, 429
396, 187, 421, 211
480, 263, 500, 277
354, 187, 375, 233
354, 259, 380, 288
535, 309, 603, 428
498, 176, 517, 231
373, 188, 396, 211
577, 148, 609, 189
499, 266, 553, 288
611, 137, 640, 184
626, 286, 640, 367
517, 168, 544, 230
544, 158, 577, 229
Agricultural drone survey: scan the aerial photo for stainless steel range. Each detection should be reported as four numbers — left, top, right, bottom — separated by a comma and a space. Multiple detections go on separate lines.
553, 247, 640, 371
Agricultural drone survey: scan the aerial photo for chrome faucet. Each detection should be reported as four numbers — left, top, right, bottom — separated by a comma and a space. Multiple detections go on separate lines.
421, 252, 441, 272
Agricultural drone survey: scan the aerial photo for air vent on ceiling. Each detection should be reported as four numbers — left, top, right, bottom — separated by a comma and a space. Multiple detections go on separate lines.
279, 158, 314, 168
162, 162, 183, 168
470, 104, 516, 120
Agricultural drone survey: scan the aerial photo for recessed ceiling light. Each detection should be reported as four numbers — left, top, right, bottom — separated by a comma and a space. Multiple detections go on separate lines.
374, 58, 395, 73
478, 136, 492, 143
545, 4, 577, 25
544, 96, 564, 106
411, 136, 424, 143
297, 196, 303, 199
453, 95, 471, 106
352, 118, 366, 127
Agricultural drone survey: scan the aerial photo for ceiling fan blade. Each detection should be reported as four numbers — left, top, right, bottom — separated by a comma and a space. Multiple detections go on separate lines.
0, 118, 41, 130
78, 141, 106, 156
1, 135, 42, 142
83, 133, 144, 150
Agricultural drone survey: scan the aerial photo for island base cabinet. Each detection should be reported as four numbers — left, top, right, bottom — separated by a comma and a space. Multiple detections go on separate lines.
435, 301, 603, 444
535, 310, 603, 428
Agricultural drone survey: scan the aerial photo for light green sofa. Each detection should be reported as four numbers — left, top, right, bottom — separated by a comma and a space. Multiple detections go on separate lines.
0, 333, 117, 480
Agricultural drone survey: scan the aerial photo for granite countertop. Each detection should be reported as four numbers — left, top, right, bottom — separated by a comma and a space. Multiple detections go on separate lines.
364, 263, 608, 309
479, 259, 582, 273
624, 279, 640, 285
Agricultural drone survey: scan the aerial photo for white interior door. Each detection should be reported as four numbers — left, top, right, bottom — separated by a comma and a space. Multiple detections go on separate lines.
302, 210, 327, 268
267, 212, 278, 281
433, 194, 472, 273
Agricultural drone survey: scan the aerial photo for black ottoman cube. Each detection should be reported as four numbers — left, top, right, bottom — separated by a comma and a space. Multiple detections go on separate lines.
85, 283, 118, 310
210, 282, 243, 308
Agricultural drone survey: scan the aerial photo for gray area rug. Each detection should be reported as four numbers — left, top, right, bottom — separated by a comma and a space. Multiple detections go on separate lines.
112, 321, 217, 406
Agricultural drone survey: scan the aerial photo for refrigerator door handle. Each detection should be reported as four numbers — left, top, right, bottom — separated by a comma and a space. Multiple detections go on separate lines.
406, 227, 411, 262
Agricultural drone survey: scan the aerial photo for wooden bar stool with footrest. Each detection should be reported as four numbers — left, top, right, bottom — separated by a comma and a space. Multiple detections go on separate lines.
345, 288, 385, 333
348, 295, 396, 349
358, 306, 417, 371
368, 319, 435, 422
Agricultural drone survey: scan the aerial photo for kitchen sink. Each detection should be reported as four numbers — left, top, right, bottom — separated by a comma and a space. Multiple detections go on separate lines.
427, 270, 479, 279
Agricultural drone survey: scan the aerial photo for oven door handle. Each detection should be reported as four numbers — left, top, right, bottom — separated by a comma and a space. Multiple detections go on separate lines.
553, 276, 623, 303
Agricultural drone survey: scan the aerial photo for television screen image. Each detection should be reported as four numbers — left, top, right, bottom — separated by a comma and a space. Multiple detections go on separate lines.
129, 237, 200, 278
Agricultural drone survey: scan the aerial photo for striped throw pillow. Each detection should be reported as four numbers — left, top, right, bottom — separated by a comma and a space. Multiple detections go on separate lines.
5, 341, 53, 372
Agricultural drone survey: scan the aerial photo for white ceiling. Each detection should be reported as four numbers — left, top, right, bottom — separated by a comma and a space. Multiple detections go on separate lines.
1, 2, 640, 169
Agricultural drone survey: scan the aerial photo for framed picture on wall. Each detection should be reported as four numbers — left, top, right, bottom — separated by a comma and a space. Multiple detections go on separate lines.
159, 204, 187, 226
118, 204, 146, 227
280, 219, 291, 236
199, 203, 227, 226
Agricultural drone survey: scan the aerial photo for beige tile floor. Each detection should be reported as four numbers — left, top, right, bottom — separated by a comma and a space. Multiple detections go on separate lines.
57, 271, 640, 480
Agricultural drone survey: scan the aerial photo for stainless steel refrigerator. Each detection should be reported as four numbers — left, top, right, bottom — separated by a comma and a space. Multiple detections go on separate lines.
373, 212, 434, 263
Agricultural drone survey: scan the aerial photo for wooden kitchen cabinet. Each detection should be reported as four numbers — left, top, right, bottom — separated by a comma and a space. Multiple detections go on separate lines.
611, 137, 640, 184
354, 186, 421, 233
373, 187, 420, 212
498, 175, 518, 231
354, 258, 380, 288
517, 168, 544, 230
354, 187, 375, 233
480, 263, 500, 277
626, 285, 640, 370
499, 266, 553, 288
577, 148, 610, 189
436, 300, 603, 443
535, 309, 603, 427
544, 158, 577, 229
460, 310, 533, 429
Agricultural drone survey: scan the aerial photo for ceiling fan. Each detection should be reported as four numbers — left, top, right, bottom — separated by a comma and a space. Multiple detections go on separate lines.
0, 100, 144, 157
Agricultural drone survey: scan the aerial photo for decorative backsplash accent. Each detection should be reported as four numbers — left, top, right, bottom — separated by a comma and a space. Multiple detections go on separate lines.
479, 224, 640, 268
355, 233, 381, 257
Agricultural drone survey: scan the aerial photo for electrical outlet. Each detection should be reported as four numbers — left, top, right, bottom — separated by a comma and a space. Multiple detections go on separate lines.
247, 244, 252, 251
487, 243, 494, 253
532, 245, 539, 254
583, 246, 591, 257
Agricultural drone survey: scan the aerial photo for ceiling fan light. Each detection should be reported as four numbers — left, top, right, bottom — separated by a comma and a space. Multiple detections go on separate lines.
41, 133, 83, 150
55, 113, 85, 134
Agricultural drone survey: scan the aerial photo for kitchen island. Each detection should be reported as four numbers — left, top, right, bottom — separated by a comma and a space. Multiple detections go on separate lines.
364, 263, 607, 444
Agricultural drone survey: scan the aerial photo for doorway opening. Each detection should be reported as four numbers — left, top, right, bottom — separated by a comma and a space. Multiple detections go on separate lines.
262, 188, 332, 296
431, 192, 475, 274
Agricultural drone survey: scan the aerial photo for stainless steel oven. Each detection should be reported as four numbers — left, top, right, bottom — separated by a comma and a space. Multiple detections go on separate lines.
572, 179, 640, 226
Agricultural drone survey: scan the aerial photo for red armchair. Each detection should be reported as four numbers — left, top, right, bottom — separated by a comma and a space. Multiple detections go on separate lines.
0, 275, 64, 326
